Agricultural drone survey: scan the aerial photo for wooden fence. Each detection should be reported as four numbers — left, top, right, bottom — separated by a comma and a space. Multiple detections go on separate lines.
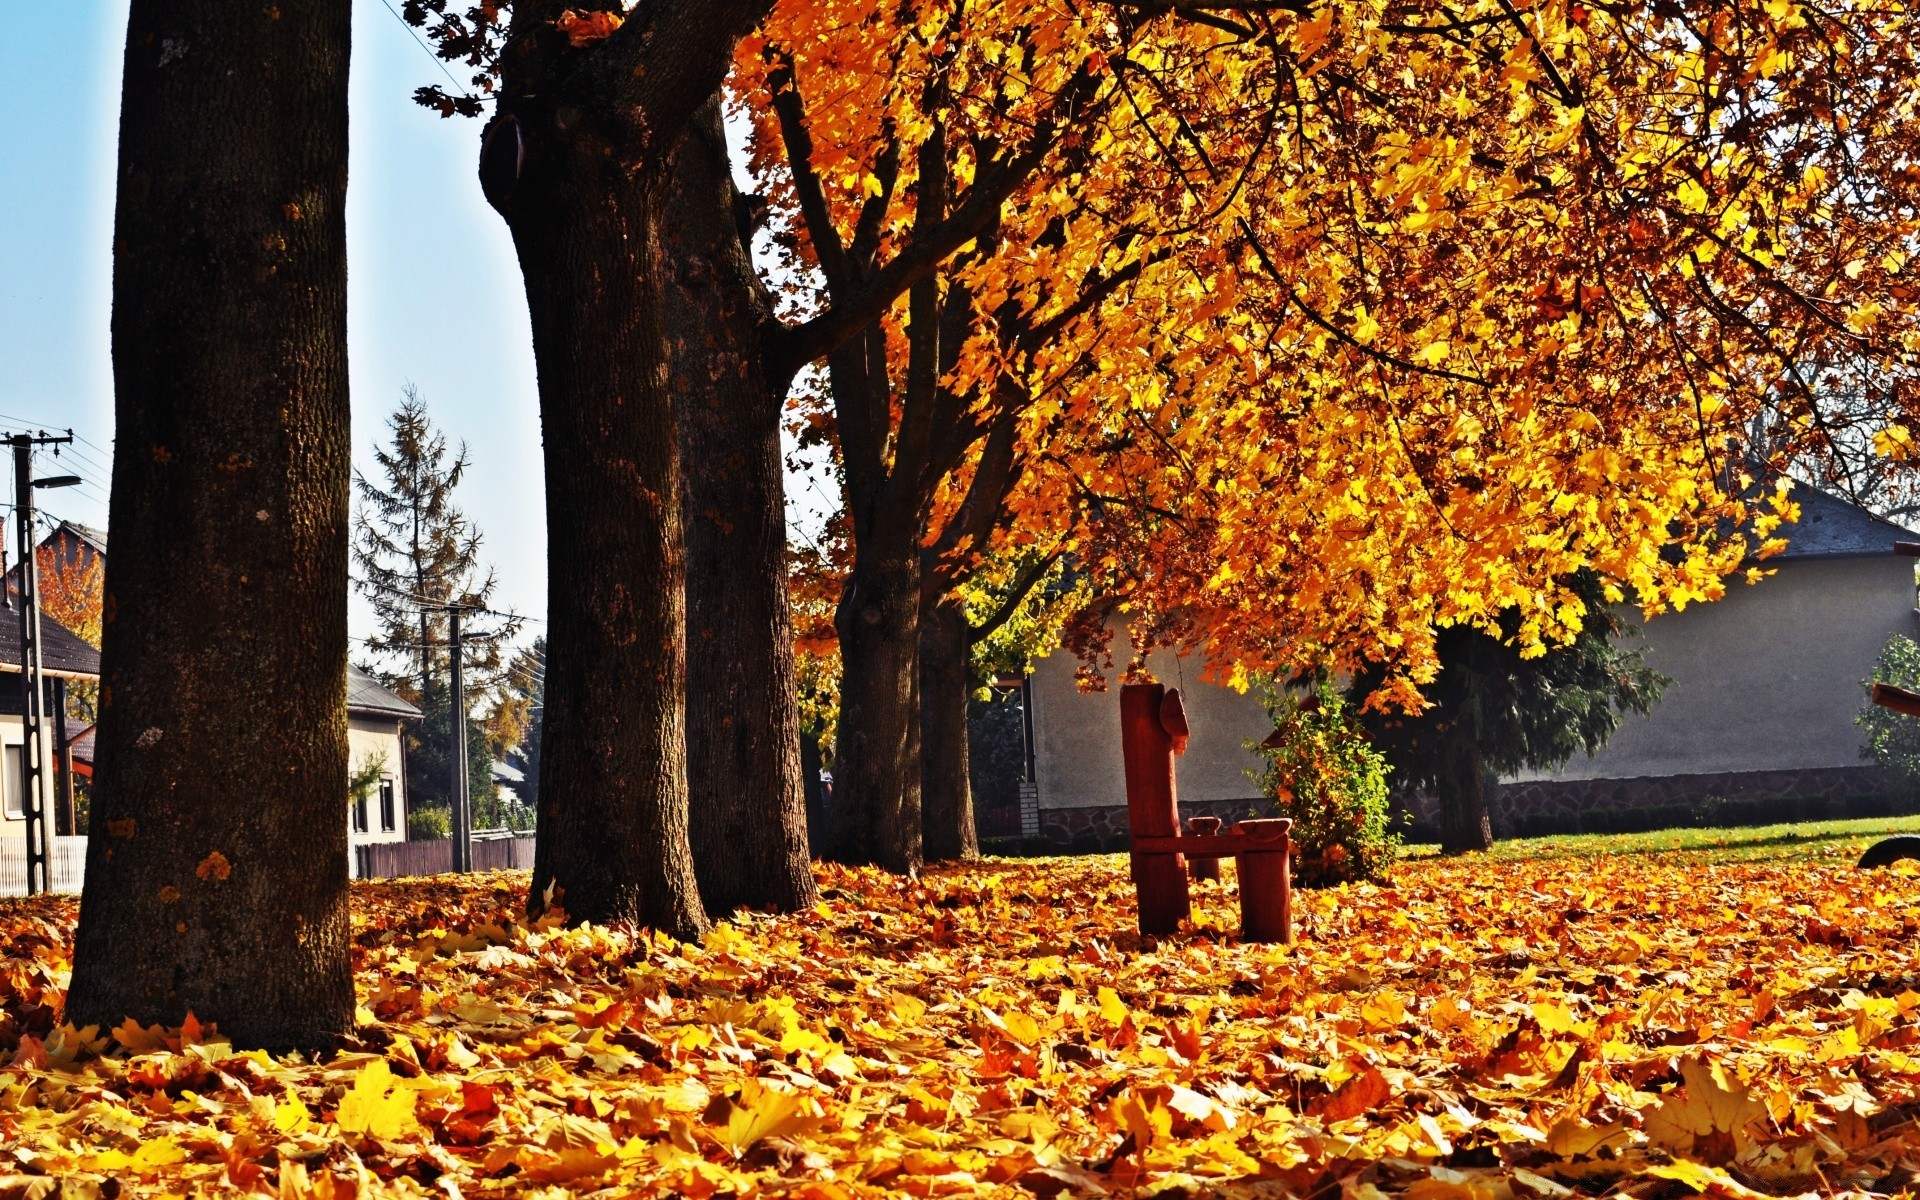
355, 832, 535, 880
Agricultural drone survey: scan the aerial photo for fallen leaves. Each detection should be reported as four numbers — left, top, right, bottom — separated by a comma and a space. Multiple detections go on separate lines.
4, 849, 1920, 1196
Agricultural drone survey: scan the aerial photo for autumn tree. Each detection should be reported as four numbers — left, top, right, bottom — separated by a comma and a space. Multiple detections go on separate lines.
38, 546, 103, 723
733, 1, 1186, 872
1348, 574, 1666, 854
494, 637, 545, 813
388, 1, 794, 934
1056, 0, 1920, 737
67, 0, 355, 1049
397, 0, 1109, 906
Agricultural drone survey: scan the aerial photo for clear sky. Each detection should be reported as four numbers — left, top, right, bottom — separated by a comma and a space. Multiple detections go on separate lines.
1, 2, 551, 644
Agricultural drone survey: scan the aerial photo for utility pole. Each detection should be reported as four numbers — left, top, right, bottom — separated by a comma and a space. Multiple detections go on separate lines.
448, 603, 471, 873
12, 431, 79, 895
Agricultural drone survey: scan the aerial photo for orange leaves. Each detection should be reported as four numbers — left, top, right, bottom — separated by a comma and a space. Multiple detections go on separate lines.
553, 8, 621, 48
5, 849, 1920, 1194
193, 851, 231, 882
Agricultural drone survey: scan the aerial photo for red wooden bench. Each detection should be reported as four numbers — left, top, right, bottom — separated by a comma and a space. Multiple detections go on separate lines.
1119, 682, 1293, 942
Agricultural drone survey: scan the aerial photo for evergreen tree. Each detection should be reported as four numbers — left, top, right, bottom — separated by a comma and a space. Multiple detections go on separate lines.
352, 392, 520, 833
1348, 572, 1667, 855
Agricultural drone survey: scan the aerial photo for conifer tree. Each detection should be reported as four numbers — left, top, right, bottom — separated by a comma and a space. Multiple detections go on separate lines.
352, 391, 520, 830
1348, 573, 1667, 854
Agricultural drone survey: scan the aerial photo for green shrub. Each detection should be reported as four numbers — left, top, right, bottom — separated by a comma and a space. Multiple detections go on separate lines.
1860, 634, 1920, 780
408, 805, 452, 841
1251, 683, 1398, 887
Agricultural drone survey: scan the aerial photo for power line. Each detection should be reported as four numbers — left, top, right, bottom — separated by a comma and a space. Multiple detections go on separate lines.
374, 0, 485, 104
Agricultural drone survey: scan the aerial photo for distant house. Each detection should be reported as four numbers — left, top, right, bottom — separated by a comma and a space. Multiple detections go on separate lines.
36, 520, 106, 577
346, 666, 420, 868
1013, 484, 1920, 850
0, 607, 101, 892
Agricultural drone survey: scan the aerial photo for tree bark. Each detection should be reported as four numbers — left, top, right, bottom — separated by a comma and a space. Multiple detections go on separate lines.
492, 116, 706, 939
666, 99, 817, 917
829, 535, 924, 873
478, 3, 771, 938
67, 0, 355, 1050
919, 598, 978, 862
1436, 744, 1495, 855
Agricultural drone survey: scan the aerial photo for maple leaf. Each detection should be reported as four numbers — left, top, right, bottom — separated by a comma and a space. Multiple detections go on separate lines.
1315, 1067, 1393, 1124
1642, 1057, 1768, 1164
335, 1058, 422, 1141
722, 1079, 822, 1157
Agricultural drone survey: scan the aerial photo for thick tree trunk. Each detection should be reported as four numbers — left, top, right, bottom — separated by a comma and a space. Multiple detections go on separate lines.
800, 733, 826, 855
1436, 745, 1495, 855
67, 0, 355, 1050
493, 118, 707, 939
666, 99, 816, 917
830, 543, 924, 873
919, 599, 978, 862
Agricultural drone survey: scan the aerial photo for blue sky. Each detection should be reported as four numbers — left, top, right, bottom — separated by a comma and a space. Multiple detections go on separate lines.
1, 2, 549, 639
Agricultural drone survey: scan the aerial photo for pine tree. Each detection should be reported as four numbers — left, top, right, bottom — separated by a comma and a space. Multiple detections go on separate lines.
352, 393, 520, 833
1348, 572, 1668, 854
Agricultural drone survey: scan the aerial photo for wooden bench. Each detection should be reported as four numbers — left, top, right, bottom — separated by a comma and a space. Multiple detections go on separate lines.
1119, 682, 1293, 942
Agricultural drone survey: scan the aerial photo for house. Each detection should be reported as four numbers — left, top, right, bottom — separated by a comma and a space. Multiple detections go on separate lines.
346, 665, 419, 869
34, 520, 106, 577
0, 607, 102, 892
1011, 484, 1920, 850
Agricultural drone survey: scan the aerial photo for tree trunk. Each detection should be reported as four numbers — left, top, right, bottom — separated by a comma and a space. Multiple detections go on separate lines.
67, 0, 355, 1050
799, 732, 825, 855
666, 98, 816, 917
492, 114, 707, 939
829, 541, 924, 873
1436, 745, 1494, 855
919, 598, 978, 862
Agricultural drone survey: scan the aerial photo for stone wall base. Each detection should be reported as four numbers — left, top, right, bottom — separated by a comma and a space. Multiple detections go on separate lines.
980, 766, 1918, 855
1404, 765, 1916, 841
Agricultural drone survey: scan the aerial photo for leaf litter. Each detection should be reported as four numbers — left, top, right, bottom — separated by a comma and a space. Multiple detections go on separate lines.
4, 851, 1920, 1197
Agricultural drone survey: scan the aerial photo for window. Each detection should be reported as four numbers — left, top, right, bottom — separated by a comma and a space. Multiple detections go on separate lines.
379, 779, 397, 832
2, 746, 21, 821
351, 793, 369, 835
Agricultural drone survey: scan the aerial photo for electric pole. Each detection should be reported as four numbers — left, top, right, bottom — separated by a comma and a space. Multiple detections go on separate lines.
448, 603, 471, 872
12, 431, 80, 895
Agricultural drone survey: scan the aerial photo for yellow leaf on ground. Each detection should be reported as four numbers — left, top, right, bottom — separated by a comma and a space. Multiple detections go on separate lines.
335, 1059, 421, 1141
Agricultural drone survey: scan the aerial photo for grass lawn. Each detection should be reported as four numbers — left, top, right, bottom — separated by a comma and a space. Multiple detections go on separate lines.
1406, 813, 1920, 865
4, 830, 1920, 1197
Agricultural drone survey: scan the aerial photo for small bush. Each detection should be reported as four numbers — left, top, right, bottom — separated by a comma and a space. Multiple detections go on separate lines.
408, 805, 452, 841
1861, 634, 1920, 782
1251, 683, 1398, 887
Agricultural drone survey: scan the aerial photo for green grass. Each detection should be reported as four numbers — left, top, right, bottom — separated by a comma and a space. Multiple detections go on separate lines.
1403, 813, 1920, 865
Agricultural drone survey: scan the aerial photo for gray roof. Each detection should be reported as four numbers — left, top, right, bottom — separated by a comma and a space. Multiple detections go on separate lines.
0, 609, 101, 678
349, 665, 422, 719
55, 521, 108, 555
1771, 483, 1920, 560
66, 719, 94, 764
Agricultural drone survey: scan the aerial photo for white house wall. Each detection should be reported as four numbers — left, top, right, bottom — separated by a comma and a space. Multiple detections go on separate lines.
0, 712, 85, 894
1028, 555, 1918, 821
1523, 555, 1920, 782
347, 716, 408, 870
1029, 625, 1272, 811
